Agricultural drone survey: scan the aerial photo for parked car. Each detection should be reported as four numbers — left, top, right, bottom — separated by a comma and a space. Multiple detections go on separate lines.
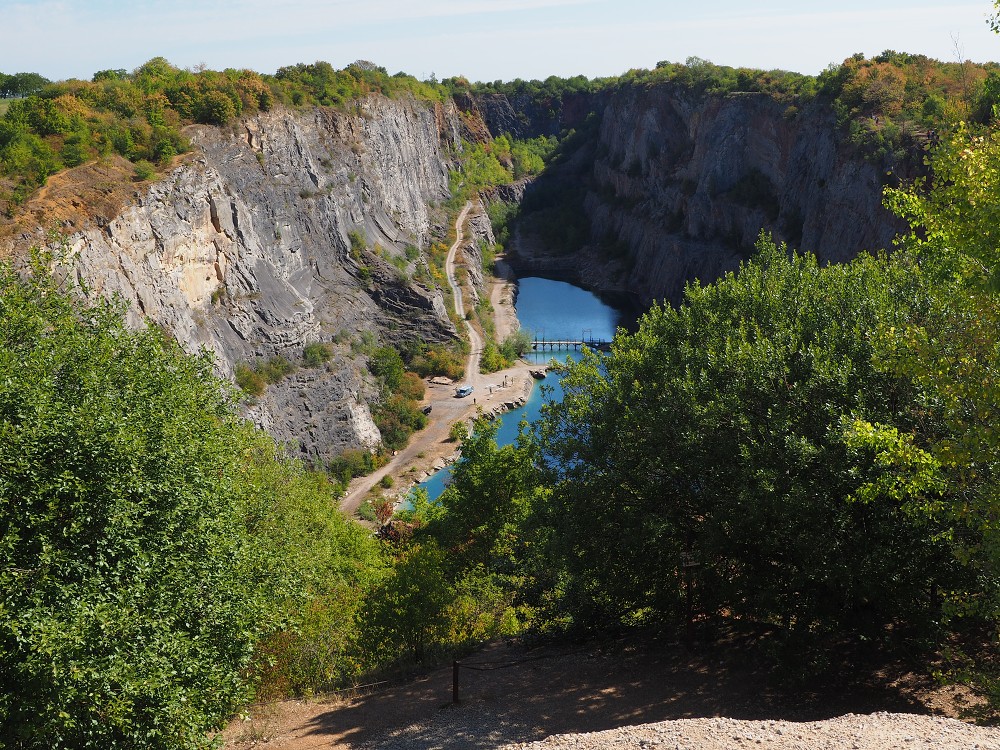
455, 385, 474, 398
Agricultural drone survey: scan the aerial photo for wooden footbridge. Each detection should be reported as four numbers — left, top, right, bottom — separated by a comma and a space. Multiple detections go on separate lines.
531, 337, 610, 352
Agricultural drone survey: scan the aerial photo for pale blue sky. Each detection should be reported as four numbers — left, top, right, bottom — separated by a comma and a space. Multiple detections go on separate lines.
2, 0, 999, 82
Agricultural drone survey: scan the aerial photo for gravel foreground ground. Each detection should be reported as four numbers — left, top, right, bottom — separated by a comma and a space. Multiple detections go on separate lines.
226, 636, 1000, 750
499, 714, 1000, 750
364, 710, 1000, 750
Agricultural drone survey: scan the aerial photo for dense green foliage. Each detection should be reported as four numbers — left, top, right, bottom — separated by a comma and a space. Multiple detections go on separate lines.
0, 58, 446, 213
536, 238, 970, 643
447, 134, 555, 208
369, 347, 427, 451
406, 341, 465, 380
628, 56, 819, 101
0, 261, 382, 747
411, 235, 995, 686
379, 420, 541, 662
480, 329, 533, 373
273, 60, 444, 108
861, 122, 1000, 700
455, 73, 596, 105
0, 72, 51, 99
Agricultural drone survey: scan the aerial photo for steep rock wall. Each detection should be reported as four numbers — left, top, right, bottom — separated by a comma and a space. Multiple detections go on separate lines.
508, 86, 905, 306
21, 97, 464, 464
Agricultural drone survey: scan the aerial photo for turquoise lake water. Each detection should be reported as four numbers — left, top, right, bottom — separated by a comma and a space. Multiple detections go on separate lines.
416, 276, 630, 501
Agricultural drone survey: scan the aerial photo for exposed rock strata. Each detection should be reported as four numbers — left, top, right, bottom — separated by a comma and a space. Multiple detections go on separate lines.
11, 97, 465, 463
4, 83, 912, 460
458, 202, 496, 305
507, 86, 906, 306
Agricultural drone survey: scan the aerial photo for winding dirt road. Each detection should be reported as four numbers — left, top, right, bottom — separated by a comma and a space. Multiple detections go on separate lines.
445, 201, 483, 391
339, 202, 526, 516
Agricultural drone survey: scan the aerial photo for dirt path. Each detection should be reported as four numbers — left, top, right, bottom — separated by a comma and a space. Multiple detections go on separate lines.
339, 203, 531, 516
490, 256, 518, 343
445, 201, 483, 392
222, 635, 994, 749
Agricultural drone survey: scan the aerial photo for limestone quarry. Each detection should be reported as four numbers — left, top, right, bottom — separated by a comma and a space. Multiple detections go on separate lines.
4, 83, 903, 473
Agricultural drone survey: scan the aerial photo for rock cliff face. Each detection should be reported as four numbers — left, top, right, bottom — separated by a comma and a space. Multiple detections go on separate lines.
506, 85, 905, 306
5, 82, 908, 461
455, 90, 597, 141
25, 97, 464, 464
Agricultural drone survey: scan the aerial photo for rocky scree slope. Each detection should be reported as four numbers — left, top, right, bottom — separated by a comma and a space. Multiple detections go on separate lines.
7, 96, 480, 464
506, 84, 905, 306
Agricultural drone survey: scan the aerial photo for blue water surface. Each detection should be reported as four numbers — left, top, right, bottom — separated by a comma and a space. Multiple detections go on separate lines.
416, 277, 628, 501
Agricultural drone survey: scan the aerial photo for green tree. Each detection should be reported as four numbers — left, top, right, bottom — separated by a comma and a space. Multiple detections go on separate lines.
855, 122, 1000, 703
362, 542, 452, 663
429, 419, 543, 578
1, 72, 49, 98
535, 235, 963, 646
369, 346, 404, 392
0, 258, 375, 747
196, 90, 236, 125
448, 419, 469, 443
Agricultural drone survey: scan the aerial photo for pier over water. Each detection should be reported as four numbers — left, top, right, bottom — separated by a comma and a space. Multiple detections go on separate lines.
530, 338, 610, 352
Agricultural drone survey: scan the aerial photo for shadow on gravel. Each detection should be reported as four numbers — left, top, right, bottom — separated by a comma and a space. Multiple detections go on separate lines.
279, 630, 933, 749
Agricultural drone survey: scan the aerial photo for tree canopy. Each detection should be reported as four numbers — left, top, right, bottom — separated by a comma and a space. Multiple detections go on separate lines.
0, 257, 381, 748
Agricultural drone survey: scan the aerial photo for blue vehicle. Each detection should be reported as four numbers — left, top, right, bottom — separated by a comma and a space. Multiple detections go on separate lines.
455, 385, 474, 398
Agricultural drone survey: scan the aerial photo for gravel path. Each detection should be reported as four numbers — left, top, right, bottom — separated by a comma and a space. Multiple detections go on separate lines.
358, 708, 1000, 750
500, 714, 1000, 750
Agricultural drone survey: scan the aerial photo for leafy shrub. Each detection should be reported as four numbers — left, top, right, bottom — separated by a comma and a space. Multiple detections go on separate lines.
397, 371, 425, 401
356, 498, 378, 523
479, 341, 505, 373
258, 355, 296, 384
374, 393, 428, 451
449, 420, 469, 443
409, 343, 465, 380
235, 361, 265, 396
481, 330, 532, 373
347, 229, 366, 256
196, 90, 237, 125
369, 346, 404, 392
133, 159, 156, 181
328, 448, 382, 486
501, 329, 532, 360
302, 342, 332, 367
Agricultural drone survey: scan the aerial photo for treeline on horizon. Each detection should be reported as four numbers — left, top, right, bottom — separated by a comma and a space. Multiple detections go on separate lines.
4, 51, 1000, 214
